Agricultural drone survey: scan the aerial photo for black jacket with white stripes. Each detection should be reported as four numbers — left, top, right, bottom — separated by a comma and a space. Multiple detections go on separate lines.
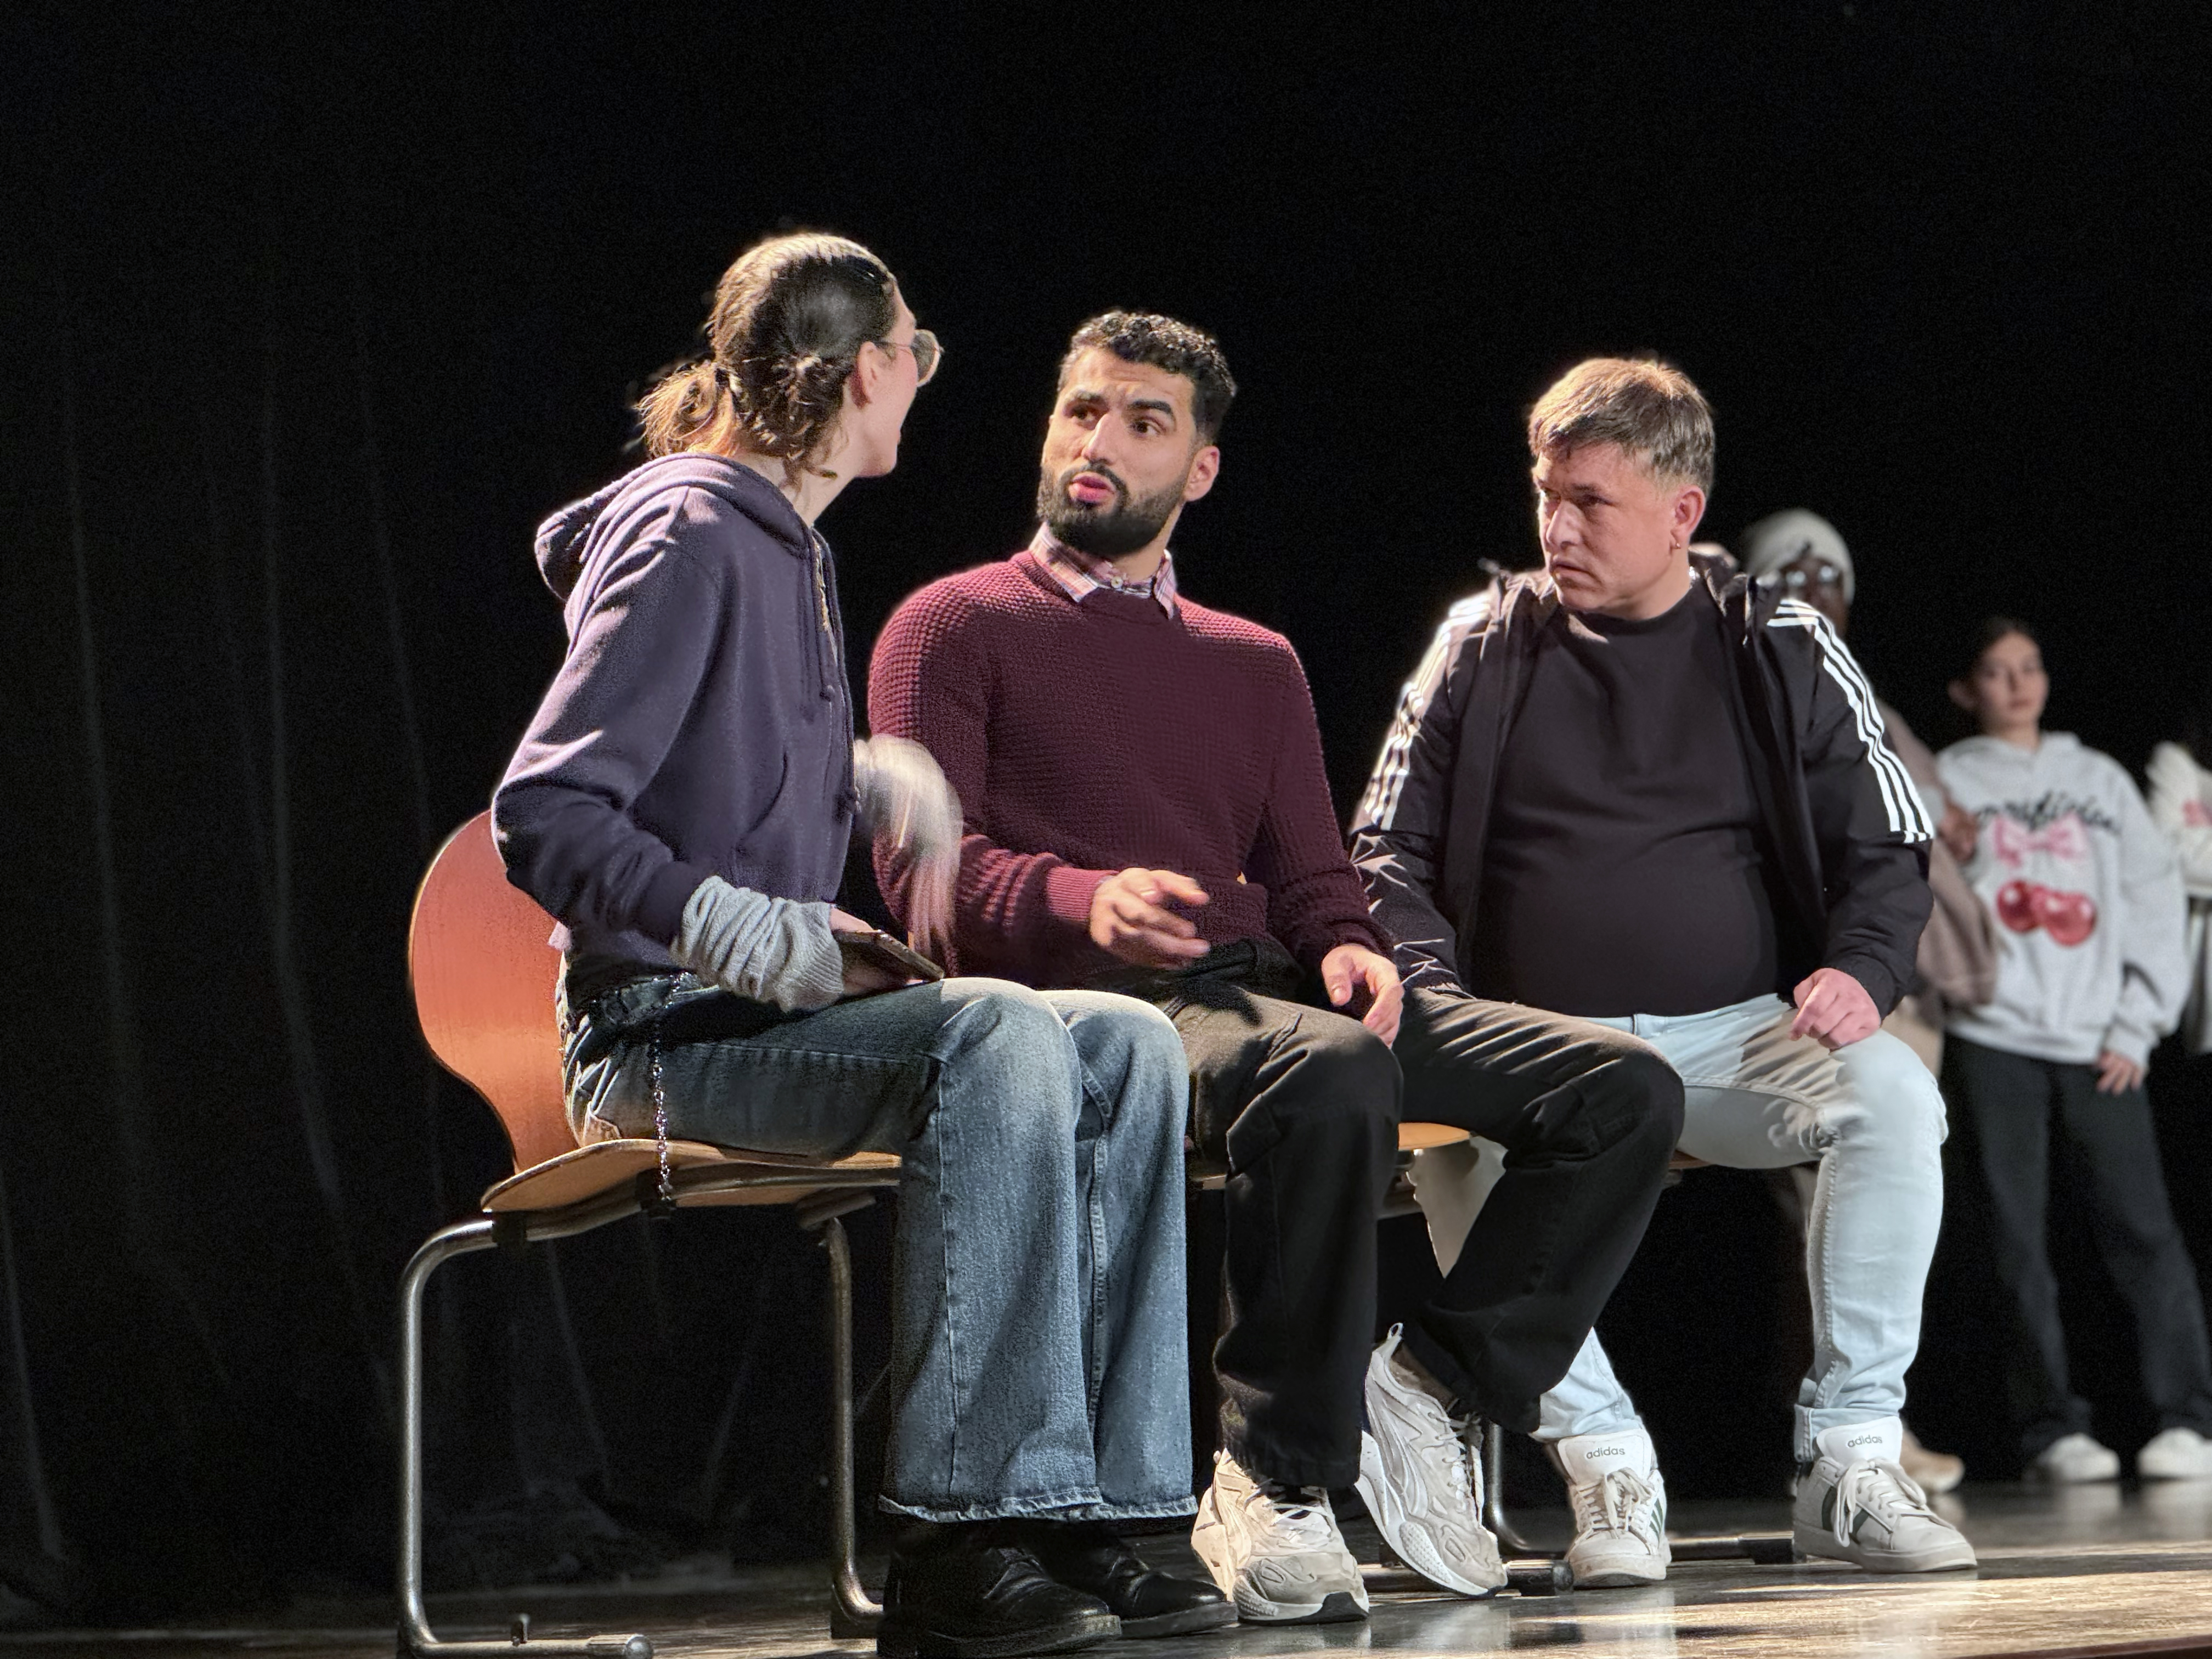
1350, 553, 1934, 1017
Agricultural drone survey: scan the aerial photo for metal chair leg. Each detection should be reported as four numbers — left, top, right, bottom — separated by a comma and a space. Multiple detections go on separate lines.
397, 1215, 653, 1659
1481, 1421, 1544, 1559
1477, 1421, 1572, 1594
809, 1211, 883, 1638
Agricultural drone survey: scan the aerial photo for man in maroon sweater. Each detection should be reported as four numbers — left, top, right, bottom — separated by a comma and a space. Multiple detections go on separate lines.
870, 314, 1682, 1621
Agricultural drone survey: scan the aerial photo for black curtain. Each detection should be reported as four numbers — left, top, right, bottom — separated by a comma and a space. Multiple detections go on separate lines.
3, 0, 2206, 1617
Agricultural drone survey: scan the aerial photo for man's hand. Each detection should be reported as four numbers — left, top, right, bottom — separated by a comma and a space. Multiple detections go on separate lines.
1790, 967, 1881, 1050
1088, 868, 1211, 967
1322, 943, 1403, 1046
853, 736, 962, 961
1938, 800, 1979, 864
2094, 1049, 2146, 1094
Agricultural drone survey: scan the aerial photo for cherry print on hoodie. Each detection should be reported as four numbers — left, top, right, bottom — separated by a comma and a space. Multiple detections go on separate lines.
1988, 807, 2100, 948
1995, 879, 2097, 946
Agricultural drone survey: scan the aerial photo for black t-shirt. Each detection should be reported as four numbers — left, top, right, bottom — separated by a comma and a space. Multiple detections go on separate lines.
1467, 585, 1790, 1017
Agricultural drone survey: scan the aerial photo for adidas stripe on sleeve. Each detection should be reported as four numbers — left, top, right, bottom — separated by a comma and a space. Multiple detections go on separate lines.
1767, 599, 1934, 843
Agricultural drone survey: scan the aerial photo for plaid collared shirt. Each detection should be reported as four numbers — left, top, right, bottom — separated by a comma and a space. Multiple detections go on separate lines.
1027, 525, 1179, 617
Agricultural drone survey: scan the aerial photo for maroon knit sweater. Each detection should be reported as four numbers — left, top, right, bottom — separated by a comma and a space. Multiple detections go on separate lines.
868, 550, 1383, 988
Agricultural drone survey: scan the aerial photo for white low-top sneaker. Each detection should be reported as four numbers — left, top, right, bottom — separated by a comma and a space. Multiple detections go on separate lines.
2030, 1432, 2122, 1483
1792, 1418, 1977, 1573
1353, 1325, 1506, 1598
2138, 1427, 2212, 1480
1549, 1425, 1670, 1587
1192, 1451, 1369, 1624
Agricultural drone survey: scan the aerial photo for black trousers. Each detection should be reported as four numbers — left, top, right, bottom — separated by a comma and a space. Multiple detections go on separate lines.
1132, 941, 1400, 1491
1945, 1034, 2212, 1457
1389, 986, 1685, 1436
1127, 945, 1683, 1486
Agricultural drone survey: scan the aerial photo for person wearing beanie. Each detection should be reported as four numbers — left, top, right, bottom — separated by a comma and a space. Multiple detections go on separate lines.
1740, 507, 1855, 607
1737, 509, 1990, 1495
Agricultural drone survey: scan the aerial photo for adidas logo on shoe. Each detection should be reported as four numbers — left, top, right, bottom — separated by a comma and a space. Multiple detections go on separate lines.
1792, 1418, 1976, 1573
1548, 1426, 1669, 1589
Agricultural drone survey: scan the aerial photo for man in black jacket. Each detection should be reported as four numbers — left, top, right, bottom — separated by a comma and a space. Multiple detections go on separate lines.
1352, 358, 1973, 1583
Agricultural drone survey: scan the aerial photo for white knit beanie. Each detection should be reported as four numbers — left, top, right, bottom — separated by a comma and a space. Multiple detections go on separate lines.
1740, 509, 1854, 604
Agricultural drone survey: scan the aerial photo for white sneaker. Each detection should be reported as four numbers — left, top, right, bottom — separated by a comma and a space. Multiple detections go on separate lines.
1353, 1326, 1506, 1597
1791, 1418, 1977, 1572
1192, 1450, 1369, 1623
1548, 1425, 1669, 1587
2138, 1427, 2212, 1480
2030, 1432, 2121, 1483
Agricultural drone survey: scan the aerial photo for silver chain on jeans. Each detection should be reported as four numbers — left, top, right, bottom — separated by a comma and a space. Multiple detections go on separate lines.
649, 1018, 674, 1210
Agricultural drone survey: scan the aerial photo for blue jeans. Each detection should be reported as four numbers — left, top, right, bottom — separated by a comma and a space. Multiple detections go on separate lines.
1412, 993, 1946, 1460
560, 972, 1196, 1522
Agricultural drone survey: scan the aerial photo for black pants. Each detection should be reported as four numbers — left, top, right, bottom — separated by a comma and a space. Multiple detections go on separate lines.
1130, 941, 1400, 1491
1130, 945, 1681, 1485
1390, 985, 1685, 1435
1945, 1034, 2212, 1457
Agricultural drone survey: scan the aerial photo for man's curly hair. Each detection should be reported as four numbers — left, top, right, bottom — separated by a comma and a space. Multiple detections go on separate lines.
1060, 311, 1237, 441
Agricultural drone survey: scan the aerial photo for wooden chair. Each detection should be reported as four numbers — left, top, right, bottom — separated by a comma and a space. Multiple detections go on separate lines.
398, 811, 1482, 1652
399, 814, 895, 1658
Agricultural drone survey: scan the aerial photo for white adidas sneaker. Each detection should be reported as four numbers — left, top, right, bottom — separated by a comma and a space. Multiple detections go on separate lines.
1192, 1451, 1369, 1624
2030, 1432, 2122, 1483
2137, 1426, 2212, 1480
1353, 1325, 1506, 1598
1791, 1417, 1977, 1572
1549, 1425, 1670, 1587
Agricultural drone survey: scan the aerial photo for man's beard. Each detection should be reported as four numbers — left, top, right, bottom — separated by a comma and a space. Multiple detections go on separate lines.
1036, 464, 1183, 559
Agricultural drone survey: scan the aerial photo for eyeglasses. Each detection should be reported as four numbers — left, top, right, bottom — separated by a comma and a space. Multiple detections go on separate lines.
1776, 561, 1847, 592
872, 329, 943, 386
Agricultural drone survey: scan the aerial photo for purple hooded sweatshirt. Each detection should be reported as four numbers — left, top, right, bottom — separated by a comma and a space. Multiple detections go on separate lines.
493, 453, 856, 999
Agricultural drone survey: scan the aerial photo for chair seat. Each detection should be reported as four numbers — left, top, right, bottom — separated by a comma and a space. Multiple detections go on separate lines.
481, 1138, 900, 1213
1186, 1120, 1468, 1194
488, 1119, 1472, 1213
1398, 1121, 1472, 1153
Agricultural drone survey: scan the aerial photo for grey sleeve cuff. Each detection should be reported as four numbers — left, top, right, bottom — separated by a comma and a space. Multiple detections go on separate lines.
668, 876, 843, 1013
2101, 1019, 2156, 1069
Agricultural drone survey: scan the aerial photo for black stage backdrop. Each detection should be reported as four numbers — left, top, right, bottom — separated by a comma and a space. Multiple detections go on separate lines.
3, 0, 2208, 1620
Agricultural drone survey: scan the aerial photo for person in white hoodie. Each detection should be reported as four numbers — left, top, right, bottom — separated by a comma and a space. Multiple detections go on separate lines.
1936, 617, 2209, 1482
2146, 729, 2212, 1057
2146, 721, 2212, 1348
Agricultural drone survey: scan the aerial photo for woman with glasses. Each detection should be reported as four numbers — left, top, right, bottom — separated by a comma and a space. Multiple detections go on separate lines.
495, 232, 1225, 1656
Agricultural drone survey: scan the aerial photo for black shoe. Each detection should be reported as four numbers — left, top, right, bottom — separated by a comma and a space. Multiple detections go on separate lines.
879, 1525, 1119, 1658
1026, 1523, 1238, 1639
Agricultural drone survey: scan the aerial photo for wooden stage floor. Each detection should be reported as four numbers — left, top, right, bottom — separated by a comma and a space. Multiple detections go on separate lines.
9, 1481, 2212, 1658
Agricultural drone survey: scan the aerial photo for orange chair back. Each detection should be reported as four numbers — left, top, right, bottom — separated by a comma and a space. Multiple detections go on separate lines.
408, 811, 575, 1173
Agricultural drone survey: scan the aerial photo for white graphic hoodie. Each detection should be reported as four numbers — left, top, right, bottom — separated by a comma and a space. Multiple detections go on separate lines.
1936, 732, 2186, 1066
2146, 741, 2212, 1052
